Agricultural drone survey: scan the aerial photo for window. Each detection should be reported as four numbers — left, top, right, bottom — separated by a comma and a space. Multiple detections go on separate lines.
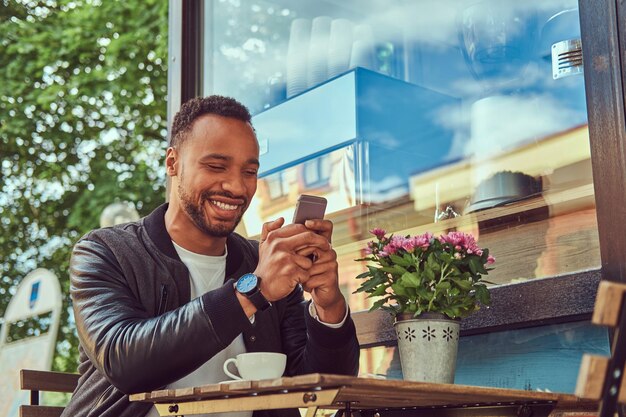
201, 0, 599, 301
169, 0, 626, 390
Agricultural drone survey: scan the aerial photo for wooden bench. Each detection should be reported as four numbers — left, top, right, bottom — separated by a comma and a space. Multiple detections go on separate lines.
19, 369, 79, 417
20, 280, 626, 417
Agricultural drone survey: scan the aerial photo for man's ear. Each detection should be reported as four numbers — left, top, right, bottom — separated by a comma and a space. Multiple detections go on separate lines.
165, 147, 178, 177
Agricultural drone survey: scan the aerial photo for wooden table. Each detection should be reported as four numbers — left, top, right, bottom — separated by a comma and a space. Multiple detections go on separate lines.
130, 374, 598, 417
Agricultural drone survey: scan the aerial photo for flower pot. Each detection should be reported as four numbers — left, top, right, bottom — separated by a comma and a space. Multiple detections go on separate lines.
394, 313, 460, 383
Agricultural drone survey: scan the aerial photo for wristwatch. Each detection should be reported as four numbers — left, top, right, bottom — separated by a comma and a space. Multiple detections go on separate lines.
235, 273, 271, 312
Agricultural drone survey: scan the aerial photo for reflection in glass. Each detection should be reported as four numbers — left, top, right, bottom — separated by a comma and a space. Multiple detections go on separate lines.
206, 0, 599, 387
360, 321, 609, 393
208, 0, 597, 298
459, 1, 539, 93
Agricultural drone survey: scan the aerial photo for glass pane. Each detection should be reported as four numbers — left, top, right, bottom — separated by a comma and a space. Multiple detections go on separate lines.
205, 1, 598, 305
359, 321, 609, 393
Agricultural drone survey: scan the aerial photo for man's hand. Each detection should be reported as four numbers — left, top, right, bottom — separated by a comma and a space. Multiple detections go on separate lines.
253, 218, 331, 302
300, 219, 347, 324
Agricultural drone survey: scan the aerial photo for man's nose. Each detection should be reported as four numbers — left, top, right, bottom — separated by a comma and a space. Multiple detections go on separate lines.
221, 175, 246, 195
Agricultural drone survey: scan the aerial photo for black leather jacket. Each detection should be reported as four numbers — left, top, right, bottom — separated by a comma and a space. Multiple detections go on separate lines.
62, 204, 359, 417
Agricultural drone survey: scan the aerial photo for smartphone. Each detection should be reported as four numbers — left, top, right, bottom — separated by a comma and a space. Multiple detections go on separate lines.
292, 194, 327, 224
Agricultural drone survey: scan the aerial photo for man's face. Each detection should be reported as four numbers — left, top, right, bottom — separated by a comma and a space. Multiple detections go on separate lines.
170, 114, 259, 237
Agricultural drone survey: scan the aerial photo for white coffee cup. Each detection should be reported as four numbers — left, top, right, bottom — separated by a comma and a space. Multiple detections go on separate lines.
223, 352, 287, 381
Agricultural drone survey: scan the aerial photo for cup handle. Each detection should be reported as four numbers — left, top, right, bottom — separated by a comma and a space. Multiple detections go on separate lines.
223, 358, 242, 380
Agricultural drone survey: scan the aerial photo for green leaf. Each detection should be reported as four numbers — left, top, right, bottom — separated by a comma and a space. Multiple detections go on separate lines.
369, 297, 390, 311
468, 257, 478, 275
401, 271, 420, 287
436, 281, 451, 290
355, 271, 371, 279
361, 277, 385, 292
475, 284, 491, 306
369, 285, 389, 297
440, 252, 453, 263
453, 278, 473, 290
469, 257, 488, 275
423, 265, 435, 281
391, 282, 408, 296
389, 253, 411, 267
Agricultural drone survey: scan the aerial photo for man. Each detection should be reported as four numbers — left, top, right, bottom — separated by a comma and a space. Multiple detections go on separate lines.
62, 96, 359, 417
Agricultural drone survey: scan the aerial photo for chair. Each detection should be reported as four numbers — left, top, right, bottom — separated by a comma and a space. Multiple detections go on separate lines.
19, 369, 79, 417
576, 280, 626, 417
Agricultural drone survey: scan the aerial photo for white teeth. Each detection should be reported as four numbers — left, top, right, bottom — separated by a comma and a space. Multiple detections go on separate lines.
211, 200, 238, 211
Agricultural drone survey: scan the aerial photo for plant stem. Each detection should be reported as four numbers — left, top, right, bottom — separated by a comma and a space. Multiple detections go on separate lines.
429, 262, 452, 311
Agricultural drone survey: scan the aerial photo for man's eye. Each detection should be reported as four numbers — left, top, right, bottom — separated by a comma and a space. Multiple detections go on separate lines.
245, 170, 258, 176
207, 165, 225, 171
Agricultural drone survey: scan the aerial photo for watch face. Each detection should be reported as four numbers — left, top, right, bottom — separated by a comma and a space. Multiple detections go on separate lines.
236, 273, 258, 294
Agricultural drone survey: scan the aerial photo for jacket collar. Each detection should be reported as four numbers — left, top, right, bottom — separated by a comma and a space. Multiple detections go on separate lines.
143, 203, 248, 279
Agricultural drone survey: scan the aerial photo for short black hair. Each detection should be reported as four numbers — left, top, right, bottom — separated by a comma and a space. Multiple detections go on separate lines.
170, 95, 252, 147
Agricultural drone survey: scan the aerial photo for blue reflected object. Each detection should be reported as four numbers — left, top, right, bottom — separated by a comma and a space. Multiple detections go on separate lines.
253, 68, 459, 204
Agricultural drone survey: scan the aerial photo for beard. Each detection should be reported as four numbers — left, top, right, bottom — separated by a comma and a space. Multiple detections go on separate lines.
177, 180, 247, 238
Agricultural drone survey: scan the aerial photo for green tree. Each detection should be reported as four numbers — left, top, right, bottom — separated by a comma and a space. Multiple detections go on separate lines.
0, 0, 168, 372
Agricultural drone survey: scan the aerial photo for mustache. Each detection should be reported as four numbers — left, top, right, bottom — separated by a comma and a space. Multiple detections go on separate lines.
201, 191, 248, 207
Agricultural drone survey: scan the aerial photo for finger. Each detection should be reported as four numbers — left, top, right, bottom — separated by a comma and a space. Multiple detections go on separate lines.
261, 218, 285, 242
291, 253, 315, 270
264, 223, 310, 242
308, 259, 338, 277
304, 219, 333, 242
297, 245, 334, 259
307, 248, 337, 271
301, 274, 331, 291
281, 231, 332, 253
295, 246, 318, 257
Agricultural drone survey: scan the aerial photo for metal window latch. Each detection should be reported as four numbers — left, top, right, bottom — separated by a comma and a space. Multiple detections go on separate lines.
552, 38, 583, 79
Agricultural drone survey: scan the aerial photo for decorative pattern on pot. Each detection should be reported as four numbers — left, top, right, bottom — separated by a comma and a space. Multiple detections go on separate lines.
394, 313, 460, 383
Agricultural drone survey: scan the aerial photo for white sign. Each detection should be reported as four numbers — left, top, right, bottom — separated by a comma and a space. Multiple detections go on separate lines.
0, 268, 62, 417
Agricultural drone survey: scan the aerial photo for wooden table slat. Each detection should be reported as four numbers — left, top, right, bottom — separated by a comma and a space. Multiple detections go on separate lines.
130, 373, 597, 411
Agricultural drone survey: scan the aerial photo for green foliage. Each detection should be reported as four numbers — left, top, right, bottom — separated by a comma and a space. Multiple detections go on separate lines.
0, 0, 168, 372
354, 231, 495, 320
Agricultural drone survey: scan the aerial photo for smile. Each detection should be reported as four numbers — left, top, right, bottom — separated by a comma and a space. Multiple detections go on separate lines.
210, 200, 239, 211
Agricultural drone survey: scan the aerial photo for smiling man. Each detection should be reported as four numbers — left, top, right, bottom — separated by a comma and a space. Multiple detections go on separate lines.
62, 96, 359, 417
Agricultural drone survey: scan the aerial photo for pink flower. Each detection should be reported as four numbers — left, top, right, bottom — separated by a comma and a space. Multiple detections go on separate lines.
487, 255, 496, 264
413, 232, 433, 249
370, 228, 387, 239
401, 240, 416, 252
383, 235, 407, 256
439, 232, 482, 256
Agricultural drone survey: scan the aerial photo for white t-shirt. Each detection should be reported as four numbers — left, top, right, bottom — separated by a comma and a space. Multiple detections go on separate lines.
145, 241, 348, 417
146, 242, 250, 417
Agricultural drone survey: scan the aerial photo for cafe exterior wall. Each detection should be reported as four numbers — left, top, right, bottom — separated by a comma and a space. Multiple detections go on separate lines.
167, 0, 626, 391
